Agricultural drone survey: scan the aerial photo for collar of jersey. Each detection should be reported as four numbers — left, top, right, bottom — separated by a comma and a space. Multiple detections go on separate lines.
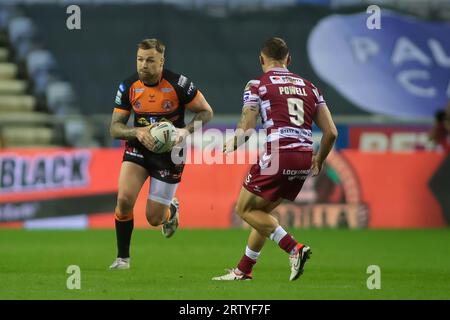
267, 67, 289, 72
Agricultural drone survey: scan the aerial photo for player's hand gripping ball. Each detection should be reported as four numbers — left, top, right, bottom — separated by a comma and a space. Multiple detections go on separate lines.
149, 121, 177, 153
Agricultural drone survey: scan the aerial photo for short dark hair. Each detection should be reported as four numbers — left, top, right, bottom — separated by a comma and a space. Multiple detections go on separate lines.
261, 37, 289, 61
138, 38, 165, 54
435, 110, 446, 123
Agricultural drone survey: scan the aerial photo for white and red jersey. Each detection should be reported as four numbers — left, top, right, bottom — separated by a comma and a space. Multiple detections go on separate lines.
243, 67, 326, 152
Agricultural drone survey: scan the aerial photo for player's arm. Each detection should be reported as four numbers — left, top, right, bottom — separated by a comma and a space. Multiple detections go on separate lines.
224, 104, 259, 153
177, 92, 214, 143
109, 110, 157, 151
311, 104, 338, 176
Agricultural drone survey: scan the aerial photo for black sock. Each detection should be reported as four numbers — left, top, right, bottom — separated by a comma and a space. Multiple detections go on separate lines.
115, 219, 134, 258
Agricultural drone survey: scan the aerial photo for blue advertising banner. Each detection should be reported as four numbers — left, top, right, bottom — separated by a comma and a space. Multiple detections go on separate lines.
308, 10, 450, 117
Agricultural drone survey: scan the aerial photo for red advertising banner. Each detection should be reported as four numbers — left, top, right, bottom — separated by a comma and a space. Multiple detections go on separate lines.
348, 125, 433, 151
0, 148, 121, 226
341, 150, 447, 228
1, 148, 447, 229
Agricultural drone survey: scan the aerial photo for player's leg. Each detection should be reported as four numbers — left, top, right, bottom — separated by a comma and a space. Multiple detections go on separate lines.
146, 177, 179, 238
212, 192, 281, 280
235, 188, 282, 237
234, 191, 282, 276
213, 189, 310, 280
110, 161, 148, 269
244, 151, 312, 280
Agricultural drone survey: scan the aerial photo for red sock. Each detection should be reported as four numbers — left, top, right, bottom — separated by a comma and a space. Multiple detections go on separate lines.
278, 234, 299, 254
237, 255, 256, 275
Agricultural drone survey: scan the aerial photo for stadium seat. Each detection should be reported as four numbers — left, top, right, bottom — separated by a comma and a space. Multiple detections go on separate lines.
26, 49, 57, 79
0, 79, 27, 94
0, 47, 9, 62
0, 95, 36, 112
0, 111, 50, 125
0, 126, 55, 147
7, 16, 36, 48
63, 116, 97, 147
0, 62, 16, 79
45, 81, 77, 114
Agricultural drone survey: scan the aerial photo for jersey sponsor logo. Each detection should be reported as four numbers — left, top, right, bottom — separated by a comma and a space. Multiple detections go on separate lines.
119, 83, 126, 92
308, 11, 450, 117
137, 117, 159, 126
270, 76, 305, 86
187, 82, 195, 95
115, 90, 122, 105
134, 88, 145, 93
161, 87, 173, 93
178, 75, 188, 88
243, 91, 251, 103
279, 127, 301, 135
243, 91, 259, 105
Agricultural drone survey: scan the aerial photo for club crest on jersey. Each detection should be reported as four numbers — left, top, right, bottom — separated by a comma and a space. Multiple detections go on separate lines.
162, 100, 173, 111
133, 100, 142, 109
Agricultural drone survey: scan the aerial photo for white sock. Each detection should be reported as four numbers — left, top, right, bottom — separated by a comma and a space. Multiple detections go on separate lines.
269, 226, 287, 244
245, 246, 260, 260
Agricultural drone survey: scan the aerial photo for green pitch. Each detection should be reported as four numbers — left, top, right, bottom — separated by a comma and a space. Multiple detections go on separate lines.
0, 228, 449, 299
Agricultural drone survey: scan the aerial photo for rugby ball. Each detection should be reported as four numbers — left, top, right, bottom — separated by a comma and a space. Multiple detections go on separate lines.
150, 121, 177, 153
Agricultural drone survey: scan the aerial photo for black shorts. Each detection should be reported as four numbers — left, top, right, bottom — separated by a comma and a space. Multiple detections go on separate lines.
122, 141, 185, 184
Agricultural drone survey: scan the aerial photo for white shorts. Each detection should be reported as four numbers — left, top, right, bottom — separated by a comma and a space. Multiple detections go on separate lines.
148, 177, 179, 206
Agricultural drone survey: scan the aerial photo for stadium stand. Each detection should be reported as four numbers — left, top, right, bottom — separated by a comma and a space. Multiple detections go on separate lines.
1, 0, 447, 147
0, 5, 97, 148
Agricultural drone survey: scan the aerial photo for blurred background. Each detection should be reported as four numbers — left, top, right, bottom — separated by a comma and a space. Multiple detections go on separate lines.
0, 0, 449, 230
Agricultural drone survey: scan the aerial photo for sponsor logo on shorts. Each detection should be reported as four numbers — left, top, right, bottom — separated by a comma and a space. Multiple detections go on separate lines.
158, 169, 171, 178
283, 169, 310, 181
125, 148, 144, 159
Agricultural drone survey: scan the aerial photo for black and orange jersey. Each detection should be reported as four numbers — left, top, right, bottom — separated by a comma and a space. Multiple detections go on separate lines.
113, 69, 200, 128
